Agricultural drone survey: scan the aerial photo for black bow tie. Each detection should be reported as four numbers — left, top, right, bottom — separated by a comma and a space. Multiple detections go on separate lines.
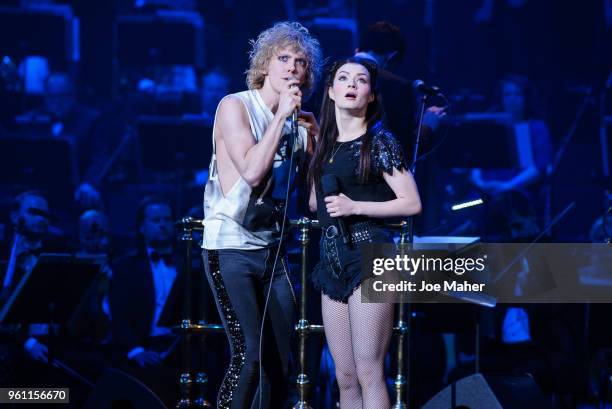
149, 251, 175, 265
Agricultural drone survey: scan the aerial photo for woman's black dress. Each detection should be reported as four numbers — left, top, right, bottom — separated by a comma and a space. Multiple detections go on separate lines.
312, 126, 408, 303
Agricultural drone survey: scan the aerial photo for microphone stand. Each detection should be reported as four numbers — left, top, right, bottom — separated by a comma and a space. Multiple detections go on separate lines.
411, 95, 428, 191
393, 93, 427, 409
543, 91, 594, 236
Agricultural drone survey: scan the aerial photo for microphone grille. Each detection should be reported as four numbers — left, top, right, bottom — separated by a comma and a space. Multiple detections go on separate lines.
412, 79, 425, 90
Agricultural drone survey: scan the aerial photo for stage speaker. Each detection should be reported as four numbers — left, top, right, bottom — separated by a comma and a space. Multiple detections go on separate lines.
83, 368, 167, 409
422, 373, 551, 409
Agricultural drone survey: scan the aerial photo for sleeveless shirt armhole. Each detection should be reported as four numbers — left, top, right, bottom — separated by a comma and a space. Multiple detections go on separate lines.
372, 129, 408, 176
223, 93, 257, 141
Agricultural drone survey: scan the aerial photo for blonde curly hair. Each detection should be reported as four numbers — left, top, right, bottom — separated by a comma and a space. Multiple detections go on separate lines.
246, 21, 323, 98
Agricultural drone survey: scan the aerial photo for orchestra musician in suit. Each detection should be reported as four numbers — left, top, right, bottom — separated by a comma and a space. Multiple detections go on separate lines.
109, 195, 184, 406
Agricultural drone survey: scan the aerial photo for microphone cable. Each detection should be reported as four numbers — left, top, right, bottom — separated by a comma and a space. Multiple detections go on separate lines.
258, 112, 300, 409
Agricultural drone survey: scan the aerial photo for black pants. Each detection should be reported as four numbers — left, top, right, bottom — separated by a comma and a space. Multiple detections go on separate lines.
203, 248, 296, 409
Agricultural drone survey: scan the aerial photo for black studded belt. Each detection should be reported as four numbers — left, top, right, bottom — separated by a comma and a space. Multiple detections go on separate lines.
324, 221, 380, 245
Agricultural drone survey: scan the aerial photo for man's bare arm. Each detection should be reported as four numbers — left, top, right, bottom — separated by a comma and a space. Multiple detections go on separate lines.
216, 96, 287, 187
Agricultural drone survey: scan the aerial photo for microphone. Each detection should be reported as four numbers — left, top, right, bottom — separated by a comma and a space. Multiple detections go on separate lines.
289, 78, 300, 138
321, 174, 350, 245
291, 109, 298, 136
412, 79, 444, 97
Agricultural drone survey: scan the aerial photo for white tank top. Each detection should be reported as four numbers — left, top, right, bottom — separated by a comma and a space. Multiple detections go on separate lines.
202, 89, 307, 250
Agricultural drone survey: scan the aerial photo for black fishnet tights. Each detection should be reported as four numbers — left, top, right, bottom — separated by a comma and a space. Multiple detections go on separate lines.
321, 288, 394, 409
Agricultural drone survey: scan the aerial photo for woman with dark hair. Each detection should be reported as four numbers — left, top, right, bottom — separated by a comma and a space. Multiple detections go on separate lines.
308, 58, 421, 408
471, 74, 553, 240
472, 74, 551, 195
497, 74, 540, 121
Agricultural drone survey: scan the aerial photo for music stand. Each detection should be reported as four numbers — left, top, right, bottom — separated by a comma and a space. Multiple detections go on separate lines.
0, 6, 76, 70
0, 253, 105, 389
438, 121, 517, 169
410, 239, 497, 376
0, 253, 104, 326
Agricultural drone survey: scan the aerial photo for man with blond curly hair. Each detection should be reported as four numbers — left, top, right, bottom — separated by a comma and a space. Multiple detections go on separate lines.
202, 22, 322, 408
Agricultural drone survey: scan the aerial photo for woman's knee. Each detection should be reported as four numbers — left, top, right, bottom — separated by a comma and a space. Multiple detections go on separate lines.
355, 360, 385, 388
335, 368, 360, 392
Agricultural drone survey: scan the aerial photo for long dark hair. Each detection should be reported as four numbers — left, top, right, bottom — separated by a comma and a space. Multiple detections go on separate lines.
496, 74, 542, 119
307, 58, 382, 189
